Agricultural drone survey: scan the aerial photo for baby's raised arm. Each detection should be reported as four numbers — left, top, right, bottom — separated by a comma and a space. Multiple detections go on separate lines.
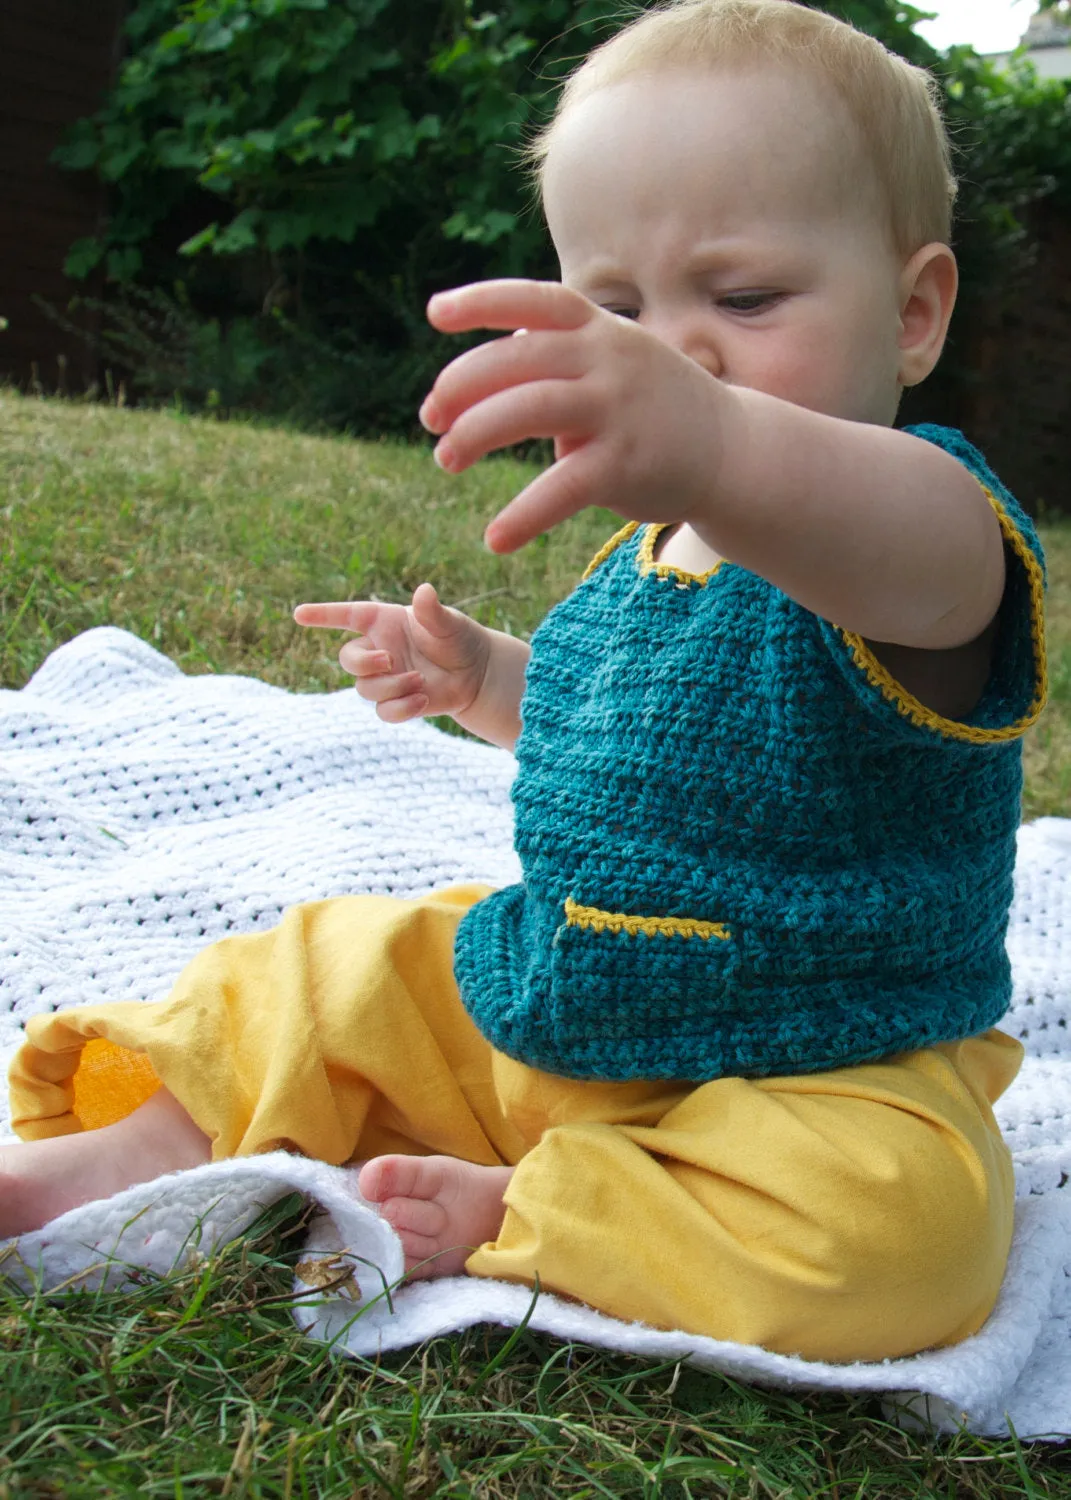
295, 585, 530, 752
422, 280, 1006, 653
707, 395, 1006, 651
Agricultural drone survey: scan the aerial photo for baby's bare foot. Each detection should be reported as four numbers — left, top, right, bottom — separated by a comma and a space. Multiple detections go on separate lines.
357, 1154, 514, 1278
0, 1135, 99, 1239
0, 1089, 211, 1240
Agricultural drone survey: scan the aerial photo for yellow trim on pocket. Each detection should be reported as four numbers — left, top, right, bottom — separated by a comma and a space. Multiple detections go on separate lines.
564, 897, 731, 942
836, 485, 1047, 744
581, 521, 641, 582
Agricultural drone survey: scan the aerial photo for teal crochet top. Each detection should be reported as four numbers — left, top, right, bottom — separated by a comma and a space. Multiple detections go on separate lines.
453, 427, 1047, 1081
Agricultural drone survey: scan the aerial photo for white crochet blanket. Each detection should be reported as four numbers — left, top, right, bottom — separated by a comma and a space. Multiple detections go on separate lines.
2, 627, 1069, 1441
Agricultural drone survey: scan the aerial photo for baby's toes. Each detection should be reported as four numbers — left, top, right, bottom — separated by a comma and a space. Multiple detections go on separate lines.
357, 1153, 423, 1203
374, 1196, 468, 1278
377, 1193, 446, 1241
395, 1227, 468, 1279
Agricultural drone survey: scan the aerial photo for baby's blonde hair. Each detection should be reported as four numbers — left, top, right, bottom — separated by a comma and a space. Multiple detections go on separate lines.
528, 0, 957, 255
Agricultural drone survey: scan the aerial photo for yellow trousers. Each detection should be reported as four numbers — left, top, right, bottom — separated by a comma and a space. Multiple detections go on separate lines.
9, 886, 1022, 1363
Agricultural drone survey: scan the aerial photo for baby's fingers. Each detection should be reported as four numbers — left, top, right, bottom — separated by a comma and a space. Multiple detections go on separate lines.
374, 690, 431, 724
433, 381, 594, 475
421, 331, 584, 436
351, 663, 429, 720
293, 600, 376, 631
427, 280, 594, 336
484, 445, 605, 554
339, 641, 393, 677
409, 581, 466, 640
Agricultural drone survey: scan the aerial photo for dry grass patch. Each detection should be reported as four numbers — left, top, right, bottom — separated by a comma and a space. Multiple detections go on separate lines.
1024, 519, 1071, 817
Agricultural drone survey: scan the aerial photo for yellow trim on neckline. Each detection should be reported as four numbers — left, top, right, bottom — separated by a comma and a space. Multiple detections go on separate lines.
639, 524, 726, 584
581, 521, 641, 581
564, 898, 731, 943
837, 485, 1047, 744
580, 522, 727, 585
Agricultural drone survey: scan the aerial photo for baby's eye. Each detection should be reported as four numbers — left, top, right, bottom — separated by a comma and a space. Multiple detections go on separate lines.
600, 305, 641, 321
719, 292, 782, 315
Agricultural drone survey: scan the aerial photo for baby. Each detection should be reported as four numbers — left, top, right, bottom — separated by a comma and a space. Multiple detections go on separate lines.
3, 0, 1047, 1364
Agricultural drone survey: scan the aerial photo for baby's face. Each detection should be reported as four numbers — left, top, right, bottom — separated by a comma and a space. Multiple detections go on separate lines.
542, 66, 911, 427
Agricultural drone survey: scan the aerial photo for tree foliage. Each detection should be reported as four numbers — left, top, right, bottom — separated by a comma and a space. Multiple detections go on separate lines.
52, 0, 1071, 430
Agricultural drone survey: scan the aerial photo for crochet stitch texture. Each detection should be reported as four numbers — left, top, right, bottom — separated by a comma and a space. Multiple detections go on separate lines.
454, 427, 1048, 1080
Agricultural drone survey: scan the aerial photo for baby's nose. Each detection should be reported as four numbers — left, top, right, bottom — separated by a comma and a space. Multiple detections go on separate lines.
645, 314, 723, 378
685, 344, 724, 380
676, 335, 724, 381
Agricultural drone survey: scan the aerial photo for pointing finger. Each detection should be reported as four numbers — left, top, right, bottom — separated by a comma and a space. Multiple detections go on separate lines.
294, 601, 376, 632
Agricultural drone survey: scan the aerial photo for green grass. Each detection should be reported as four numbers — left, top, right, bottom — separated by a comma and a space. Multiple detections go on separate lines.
3, 1197, 1069, 1498
0, 388, 611, 692
1, 389, 1070, 1496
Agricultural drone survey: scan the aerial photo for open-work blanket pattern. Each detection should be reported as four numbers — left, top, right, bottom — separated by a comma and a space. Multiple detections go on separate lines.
0, 628, 1068, 1440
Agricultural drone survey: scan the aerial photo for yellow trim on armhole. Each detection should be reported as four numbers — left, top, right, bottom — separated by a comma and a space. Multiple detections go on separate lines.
564, 897, 732, 942
581, 521, 642, 582
836, 485, 1048, 744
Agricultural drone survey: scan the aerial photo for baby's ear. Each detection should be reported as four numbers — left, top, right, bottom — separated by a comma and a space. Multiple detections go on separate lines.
897, 243, 958, 388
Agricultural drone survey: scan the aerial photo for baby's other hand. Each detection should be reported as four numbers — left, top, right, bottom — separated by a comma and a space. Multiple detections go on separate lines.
294, 584, 491, 724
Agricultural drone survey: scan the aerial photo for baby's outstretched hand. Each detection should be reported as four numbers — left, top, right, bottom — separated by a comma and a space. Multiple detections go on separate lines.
421, 279, 731, 553
294, 584, 490, 724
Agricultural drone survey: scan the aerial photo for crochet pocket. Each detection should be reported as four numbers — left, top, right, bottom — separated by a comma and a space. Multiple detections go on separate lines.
548, 897, 740, 1029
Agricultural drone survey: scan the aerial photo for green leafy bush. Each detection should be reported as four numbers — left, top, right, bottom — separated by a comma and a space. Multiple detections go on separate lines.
52, 0, 615, 426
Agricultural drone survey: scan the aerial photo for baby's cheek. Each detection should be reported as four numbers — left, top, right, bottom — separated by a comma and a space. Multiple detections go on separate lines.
749, 349, 829, 408
754, 347, 879, 422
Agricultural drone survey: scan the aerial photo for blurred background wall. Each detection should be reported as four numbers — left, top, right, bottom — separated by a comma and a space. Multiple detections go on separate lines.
0, 0, 126, 392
